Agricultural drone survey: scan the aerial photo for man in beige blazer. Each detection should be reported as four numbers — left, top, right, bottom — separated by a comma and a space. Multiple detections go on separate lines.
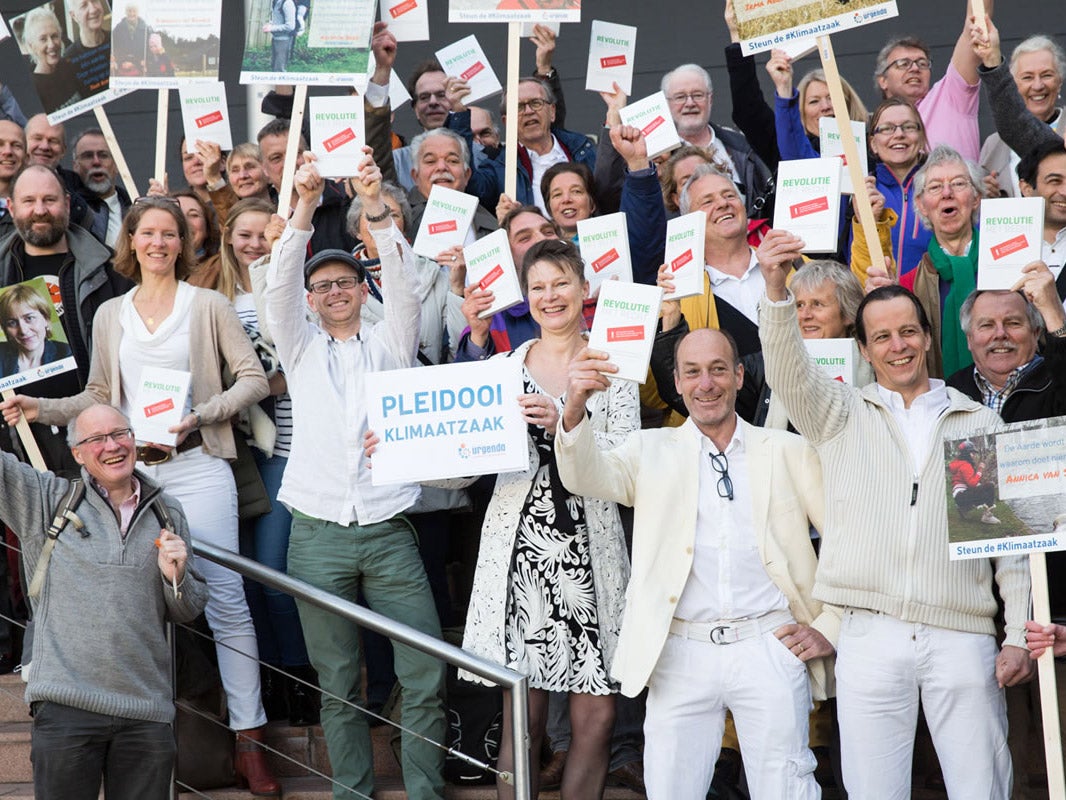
555, 327, 837, 800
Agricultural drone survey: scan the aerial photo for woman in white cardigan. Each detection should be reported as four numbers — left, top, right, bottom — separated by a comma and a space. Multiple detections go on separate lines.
0, 196, 277, 794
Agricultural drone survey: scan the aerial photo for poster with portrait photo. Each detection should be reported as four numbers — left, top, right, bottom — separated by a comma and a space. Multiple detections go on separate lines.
239, 0, 372, 88
0, 278, 77, 391
109, 0, 222, 90
3, 0, 119, 125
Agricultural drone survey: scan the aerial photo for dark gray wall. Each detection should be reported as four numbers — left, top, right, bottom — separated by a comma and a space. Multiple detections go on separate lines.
2, 0, 1063, 190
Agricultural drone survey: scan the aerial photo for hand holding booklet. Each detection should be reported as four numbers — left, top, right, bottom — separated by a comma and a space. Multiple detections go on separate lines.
412, 185, 479, 259
587, 281, 663, 383
132, 368, 191, 447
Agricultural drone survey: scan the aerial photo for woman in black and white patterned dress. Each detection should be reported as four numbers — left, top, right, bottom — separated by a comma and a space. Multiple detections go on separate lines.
458, 239, 638, 800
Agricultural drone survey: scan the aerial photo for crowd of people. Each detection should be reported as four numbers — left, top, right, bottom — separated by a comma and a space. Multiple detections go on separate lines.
0, 0, 1065, 798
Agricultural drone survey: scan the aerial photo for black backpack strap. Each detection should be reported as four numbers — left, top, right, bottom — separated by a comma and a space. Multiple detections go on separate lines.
28, 478, 87, 600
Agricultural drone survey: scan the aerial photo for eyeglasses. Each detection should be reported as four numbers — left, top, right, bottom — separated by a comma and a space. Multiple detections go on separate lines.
709, 450, 734, 501
75, 150, 113, 162
309, 276, 361, 293
884, 57, 932, 73
668, 91, 709, 105
516, 98, 550, 113
872, 121, 922, 137
74, 427, 133, 448
921, 177, 973, 197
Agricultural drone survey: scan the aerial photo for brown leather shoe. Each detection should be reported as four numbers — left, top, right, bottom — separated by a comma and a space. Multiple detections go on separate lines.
235, 728, 281, 797
540, 749, 568, 790
608, 760, 646, 794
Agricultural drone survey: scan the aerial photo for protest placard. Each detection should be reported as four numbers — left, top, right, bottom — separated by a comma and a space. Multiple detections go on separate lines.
412, 185, 479, 259
240, 0, 373, 87
977, 197, 1045, 291
449, 0, 579, 24
464, 230, 524, 318
131, 367, 192, 446
0, 278, 78, 393
585, 20, 636, 95
619, 91, 680, 159
366, 358, 529, 485
308, 96, 365, 178
4, 0, 120, 124
773, 157, 842, 253
804, 338, 859, 385
381, 0, 429, 41
731, 0, 898, 56
110, 0, 222, 89
819, 117, 867, 195
588, 281, 663, 384
662, 211, 706, 301
435, 35, 503, 104
578, 213, 633, 296
178, 82, 232, 150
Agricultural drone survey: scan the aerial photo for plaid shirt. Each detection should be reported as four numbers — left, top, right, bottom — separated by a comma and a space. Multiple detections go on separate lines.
973, 356, 1042, 415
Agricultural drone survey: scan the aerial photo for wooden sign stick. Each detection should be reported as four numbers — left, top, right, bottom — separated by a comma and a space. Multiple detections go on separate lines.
504, 22, 520, 201
1030, 551, 1066, 796
1, 390, 46, 471
155, 89, 169, 185
971, 0, 987, 35
277, 84, 309, 217
92, 106, 140, 199
817, 35, 888, 276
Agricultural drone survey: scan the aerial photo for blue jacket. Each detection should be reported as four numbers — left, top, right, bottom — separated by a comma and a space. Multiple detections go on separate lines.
775, 91, 820, 161
872, 162, 931, 278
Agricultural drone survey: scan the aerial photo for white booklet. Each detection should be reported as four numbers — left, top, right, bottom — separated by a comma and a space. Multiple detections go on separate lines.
619, 91, 681, 159
588, 281, 663, 384
773, 158, 842, 253
412, 185, 479, 259
585, 21, 637, 95
308, 96, 366, 178
978, 197, 1046, 290
577, 213, 633, 296
663, 211, 706, 300
131, 367, 191, 447
381, 0, 430, 41
435, 35, 502, 104
464, 229, 524, 318
178, 82, 233, 150
804, 338, 859, 385
818, 117, 868, 195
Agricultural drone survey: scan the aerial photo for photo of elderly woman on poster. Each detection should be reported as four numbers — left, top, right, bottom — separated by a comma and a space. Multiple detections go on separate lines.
17, 6, 84, 114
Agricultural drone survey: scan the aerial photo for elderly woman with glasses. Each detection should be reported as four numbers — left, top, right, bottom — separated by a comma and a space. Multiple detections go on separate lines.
0, 196, 279, 795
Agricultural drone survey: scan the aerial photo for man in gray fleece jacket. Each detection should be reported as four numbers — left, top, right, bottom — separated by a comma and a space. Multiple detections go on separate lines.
758, 229, 1032, 799
3, 403, 208, 799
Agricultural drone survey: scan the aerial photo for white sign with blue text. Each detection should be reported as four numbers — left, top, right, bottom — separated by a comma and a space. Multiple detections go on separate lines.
366, 358, 529, 485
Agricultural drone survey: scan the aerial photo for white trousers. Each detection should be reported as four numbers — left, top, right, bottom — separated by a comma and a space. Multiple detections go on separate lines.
836, 609, 1010, 799
643, 631, 819, 800
142, 447, 267, 730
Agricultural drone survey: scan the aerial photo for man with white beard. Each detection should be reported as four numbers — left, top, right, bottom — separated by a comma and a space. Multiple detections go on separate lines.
71, 129, 131, 248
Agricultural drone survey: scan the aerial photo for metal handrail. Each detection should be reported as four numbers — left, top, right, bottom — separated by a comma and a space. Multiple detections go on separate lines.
191, 539, 531, 799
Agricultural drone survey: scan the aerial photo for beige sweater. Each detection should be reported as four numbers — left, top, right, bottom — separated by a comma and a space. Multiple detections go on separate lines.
36, 287, 268, 460
759, 297, 1029, 648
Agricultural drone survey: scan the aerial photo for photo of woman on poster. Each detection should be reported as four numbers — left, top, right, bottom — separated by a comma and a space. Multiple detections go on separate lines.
0, 283, 72, 380
19, 7, 83, 114
112, 2, 149, 76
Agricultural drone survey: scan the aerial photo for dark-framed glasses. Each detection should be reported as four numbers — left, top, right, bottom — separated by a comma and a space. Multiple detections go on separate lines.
884, 57, 932, 73
709, 450, 734, 501
74, 427, 133, 448
309, 276, 361, 294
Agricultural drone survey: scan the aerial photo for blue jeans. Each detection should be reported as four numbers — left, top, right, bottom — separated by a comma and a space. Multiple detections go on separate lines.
31, 702, 175, 800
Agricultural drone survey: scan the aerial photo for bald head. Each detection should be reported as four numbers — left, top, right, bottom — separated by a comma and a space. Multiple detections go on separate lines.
68, 405, 137, 493
0, 121, 27, 188
25, 114, 66, 168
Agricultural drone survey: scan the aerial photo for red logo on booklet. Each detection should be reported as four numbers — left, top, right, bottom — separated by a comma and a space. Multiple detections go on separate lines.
195, 110, 223, 128
790, 196, 829, 218
478, 265, 503, 290
991, 234, 1029, 260
591, 248, 620, 273
607, 325, 645, 343
641, 116, 665, 137
428, 220, 459, 235
323, 128, 356, 153
671, 249, 693, 271
144, 398, 175, 418
600, 54, 627, 68
390, 0, 417, 17
461, 62, 485, 81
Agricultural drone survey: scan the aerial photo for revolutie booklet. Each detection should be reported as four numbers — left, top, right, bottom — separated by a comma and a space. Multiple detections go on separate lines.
577, 212, 633, 296
309, 96, 366, 178
662, 211, 706, 300
179, 83, 233, 150
818, 117, 867, 195
804, 338, 859, 385
588, 281, 663, 383
773, 158, 842, 253
412, 185, 479, 259
619, 91, 681, 159
464, 229, 524, 318
585, 20, 636, 95
435, 35, 502, 103
977, 197, 1045, 290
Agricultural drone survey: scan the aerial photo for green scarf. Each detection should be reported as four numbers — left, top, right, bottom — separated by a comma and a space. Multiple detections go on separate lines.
926, 228, 979, 376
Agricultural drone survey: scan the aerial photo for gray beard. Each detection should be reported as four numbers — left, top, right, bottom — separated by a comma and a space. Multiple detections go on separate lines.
83, 175, 113, 195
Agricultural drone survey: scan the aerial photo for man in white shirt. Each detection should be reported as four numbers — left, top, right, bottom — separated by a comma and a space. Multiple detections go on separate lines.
1017, 140, 1066, 293
264, 152, 445, 800
555, 328, 834, 800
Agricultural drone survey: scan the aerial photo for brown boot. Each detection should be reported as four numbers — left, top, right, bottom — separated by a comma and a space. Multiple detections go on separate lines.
235, 728, 281, 797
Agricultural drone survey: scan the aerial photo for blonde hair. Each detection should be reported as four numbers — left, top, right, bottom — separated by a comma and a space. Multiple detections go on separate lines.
217, 198, 274, 301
